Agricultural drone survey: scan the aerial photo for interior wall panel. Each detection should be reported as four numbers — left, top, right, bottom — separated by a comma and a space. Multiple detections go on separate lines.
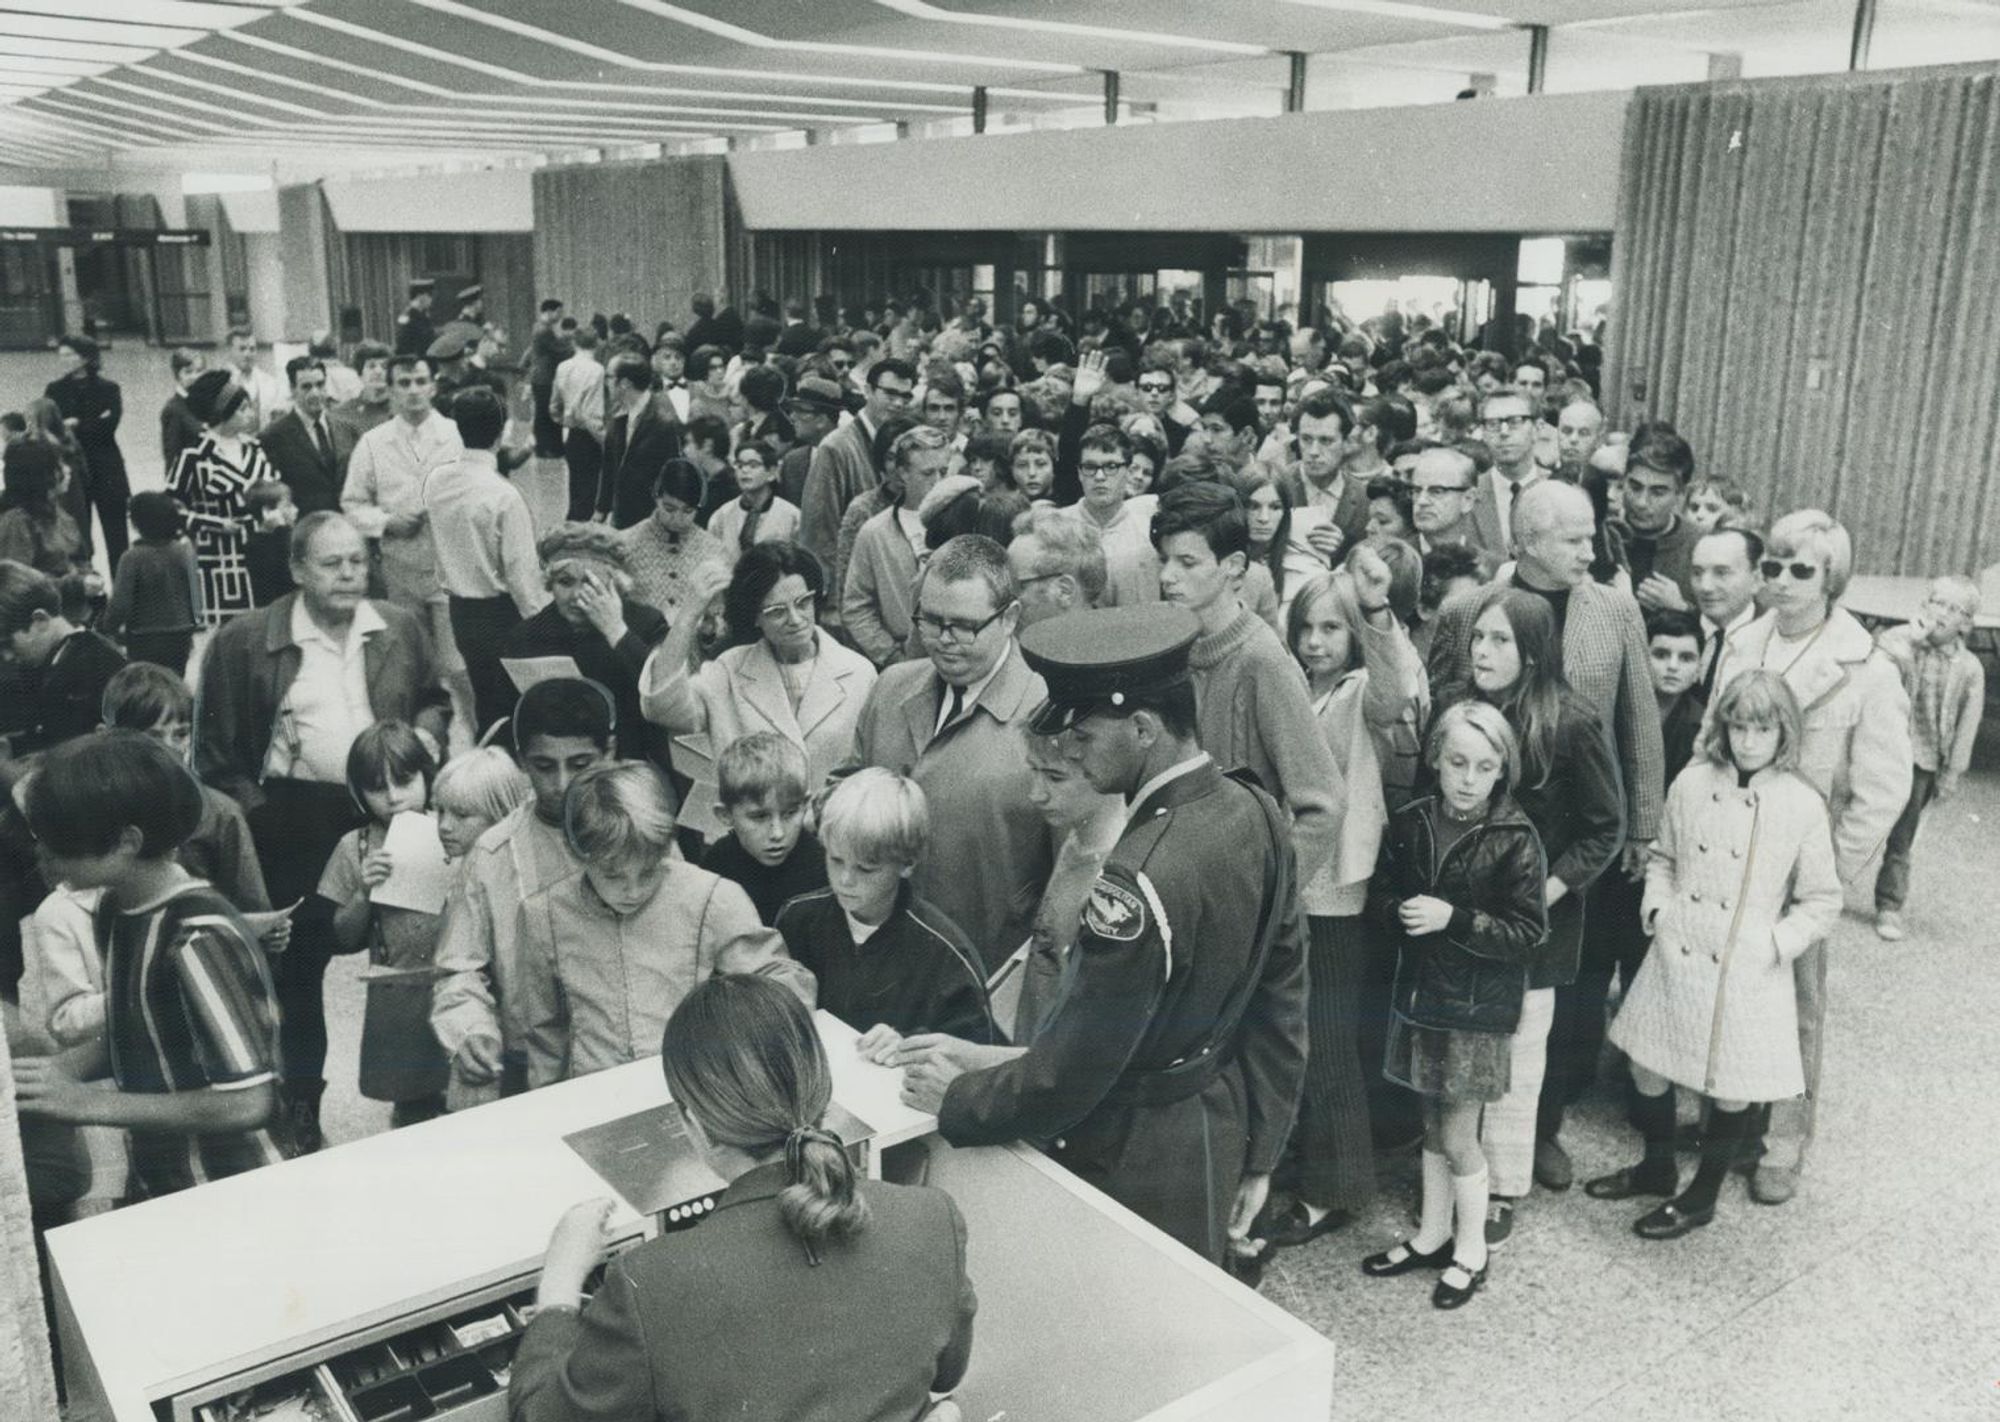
532, 157, 734, 336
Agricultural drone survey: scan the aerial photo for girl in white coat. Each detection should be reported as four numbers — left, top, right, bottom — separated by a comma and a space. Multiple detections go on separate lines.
1587, 671, 1841, 1239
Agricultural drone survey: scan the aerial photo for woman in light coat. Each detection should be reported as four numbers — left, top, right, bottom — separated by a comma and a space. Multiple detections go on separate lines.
1698, 508, 1911, 1204
641, 541, 875, 844
1590, 672, 1841, 1240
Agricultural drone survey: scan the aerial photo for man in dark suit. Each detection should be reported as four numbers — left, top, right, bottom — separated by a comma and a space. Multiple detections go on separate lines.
257, 357, 355, 515
773, 298, 822, 358
393, 278, 435, 358
596, 351, 683, 529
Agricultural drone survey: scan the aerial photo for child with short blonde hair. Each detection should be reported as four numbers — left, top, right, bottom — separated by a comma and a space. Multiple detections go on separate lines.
514, 761, 812, 1088
1682, 474, 1752, 535
778, 767, 995, 1055
433, 747, 532, 862
1873, 574, 1985, 940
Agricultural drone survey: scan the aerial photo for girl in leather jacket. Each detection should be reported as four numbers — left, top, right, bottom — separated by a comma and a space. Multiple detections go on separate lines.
1361, 701, 1547, 1311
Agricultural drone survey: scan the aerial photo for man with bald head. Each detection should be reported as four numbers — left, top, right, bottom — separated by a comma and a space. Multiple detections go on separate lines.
1427, 479, 1663, 1206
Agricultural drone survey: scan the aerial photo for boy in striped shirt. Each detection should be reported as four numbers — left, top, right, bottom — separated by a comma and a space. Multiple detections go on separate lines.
14, 731, 284, 1198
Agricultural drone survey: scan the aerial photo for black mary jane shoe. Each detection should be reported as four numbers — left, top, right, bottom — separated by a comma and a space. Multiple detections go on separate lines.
1431, 1257, 1488, 1309
1633, 1200, 1716, 1241
1583, 1165, 1678, 1201
1361, 1239, 1454, 1277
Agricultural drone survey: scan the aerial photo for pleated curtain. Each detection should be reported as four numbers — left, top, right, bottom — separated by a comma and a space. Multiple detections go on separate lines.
1605, 62, 2000, 576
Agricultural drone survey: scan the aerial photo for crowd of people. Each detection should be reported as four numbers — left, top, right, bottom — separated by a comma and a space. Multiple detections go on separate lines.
0, 279, 1985, 1412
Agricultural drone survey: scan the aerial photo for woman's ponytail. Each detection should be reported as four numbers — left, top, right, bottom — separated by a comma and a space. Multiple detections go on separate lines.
660, 975, 873, 1261
779, 1124, 871, 1259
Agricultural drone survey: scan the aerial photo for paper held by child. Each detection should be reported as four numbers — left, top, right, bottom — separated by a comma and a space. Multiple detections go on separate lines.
502, 654, 584, 693
369, 811, 452, 915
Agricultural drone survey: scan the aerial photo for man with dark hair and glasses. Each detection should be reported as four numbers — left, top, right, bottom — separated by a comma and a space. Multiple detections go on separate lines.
840, 533, 1055, 979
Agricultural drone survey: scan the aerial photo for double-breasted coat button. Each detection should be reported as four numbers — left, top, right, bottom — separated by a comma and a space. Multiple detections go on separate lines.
1732, 848, 1743, 859
1681, 945, 1691, 955
1711, 952, 1721, 963
1690, 891, 1701, 902
1054, 1138, 1067, 1150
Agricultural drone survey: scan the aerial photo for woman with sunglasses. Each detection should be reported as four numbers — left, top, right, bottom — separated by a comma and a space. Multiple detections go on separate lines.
1699, 507, 1911, 1207
641, 541, 875, 847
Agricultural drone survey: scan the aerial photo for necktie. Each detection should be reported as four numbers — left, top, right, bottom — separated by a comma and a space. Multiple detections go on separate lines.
739, 496, 763, 552
934, 684, 964, 740
312, 417, 334, 468
1700, 632, 1724, 702
1503, 479, 1520, 540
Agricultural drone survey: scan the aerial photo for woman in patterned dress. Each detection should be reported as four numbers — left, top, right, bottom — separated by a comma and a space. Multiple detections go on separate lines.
168, 370, 275, 626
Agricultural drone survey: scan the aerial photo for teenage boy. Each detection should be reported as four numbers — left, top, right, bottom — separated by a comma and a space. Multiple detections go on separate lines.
0, 560, 125, 755
13, 732, 285, 1198
776, 767, 994, 1047
699, 732, 828, 924
1152, 481, 1339, 896
431, 678, 612, 1098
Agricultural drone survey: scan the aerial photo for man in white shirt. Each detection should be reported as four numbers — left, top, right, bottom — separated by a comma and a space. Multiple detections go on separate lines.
1473, 388, 1545, 553
551, 325, 607, 522
1689, 525, 1764, 702
342, 352, 468, 724
423, 388, 549, 737
227, 325, 289, 429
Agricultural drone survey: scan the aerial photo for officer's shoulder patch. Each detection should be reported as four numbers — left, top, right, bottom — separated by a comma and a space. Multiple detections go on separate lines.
1082, 875, 1147, 943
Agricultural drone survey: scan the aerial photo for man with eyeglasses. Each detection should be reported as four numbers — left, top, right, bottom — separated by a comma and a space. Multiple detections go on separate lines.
800, 357, 918, 588
1008, 505, 1107, 626
1407, 446, 1496, 563
1135, 359, 1197, 456
841, 533, 1055, 978
843, 425, 949, 668
1470, 389, 1545, 554
1069, 423, 1157, 607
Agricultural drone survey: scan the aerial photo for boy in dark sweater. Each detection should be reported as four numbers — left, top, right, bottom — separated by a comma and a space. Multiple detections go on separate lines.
102, 491, 202, 676
776, 767, 995, 1049
699, 732, 828, 924
0, 561, 125, 756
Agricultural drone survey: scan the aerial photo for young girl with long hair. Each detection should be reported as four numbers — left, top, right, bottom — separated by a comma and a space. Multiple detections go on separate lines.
1451, 587, 1624, 1243
1363, 702, 1547, 1310
1252, 551, 1428, 1255
1590, 672, 1840, 1238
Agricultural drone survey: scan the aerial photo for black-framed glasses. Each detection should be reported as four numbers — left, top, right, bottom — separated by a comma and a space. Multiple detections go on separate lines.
1137, 380, 1174, 394
1079, 461, 1127, 479
1761, 559, 1821, 581
1482, 414, 1534, 431
916, 605, 1009, 642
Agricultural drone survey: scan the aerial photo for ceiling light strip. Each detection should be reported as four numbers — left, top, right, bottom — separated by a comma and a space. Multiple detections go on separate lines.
265, 14, 1058, 101
410, 0, 1082, 74
171, 45, 960, 114
856, 0, 1269, 56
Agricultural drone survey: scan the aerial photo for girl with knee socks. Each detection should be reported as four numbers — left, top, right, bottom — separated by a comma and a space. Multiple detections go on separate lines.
1588, 671, 1840, 1237
1362, 702, 1547, 1309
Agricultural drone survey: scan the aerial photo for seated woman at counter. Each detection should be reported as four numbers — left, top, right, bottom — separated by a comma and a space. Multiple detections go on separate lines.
512, 973, 978, 1422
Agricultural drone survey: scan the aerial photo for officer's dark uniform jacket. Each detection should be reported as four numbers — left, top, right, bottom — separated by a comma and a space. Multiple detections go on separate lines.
1364, 793, 1548, 1036
394, 303, 435, 358
938, 757, 1308, 1263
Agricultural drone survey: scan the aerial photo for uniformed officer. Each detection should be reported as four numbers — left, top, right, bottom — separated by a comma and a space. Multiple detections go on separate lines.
395, 278, 436, 358
897, 604, 1309, 1266
427, 329, 480, 414
456, 283, 486, 327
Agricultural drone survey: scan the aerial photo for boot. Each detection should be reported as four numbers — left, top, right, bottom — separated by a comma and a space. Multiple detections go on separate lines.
1585, 1087, 1679, 1200
281, 1078, 327, 1156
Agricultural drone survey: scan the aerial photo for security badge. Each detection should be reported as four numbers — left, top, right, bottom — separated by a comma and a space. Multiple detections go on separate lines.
1083, 876, 1147, 943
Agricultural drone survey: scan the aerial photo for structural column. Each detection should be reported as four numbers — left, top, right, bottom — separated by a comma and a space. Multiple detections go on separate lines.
1103, 70, 1120, 125
1524, 24, 1549, 94
972, 85, 988, 134
1285, 52, 1308, 114
1849, 0, 1877, 69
